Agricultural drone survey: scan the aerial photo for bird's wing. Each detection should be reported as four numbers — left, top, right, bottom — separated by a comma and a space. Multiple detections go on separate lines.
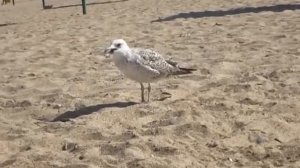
131, 48, 196, 77
131, 48, 173, 76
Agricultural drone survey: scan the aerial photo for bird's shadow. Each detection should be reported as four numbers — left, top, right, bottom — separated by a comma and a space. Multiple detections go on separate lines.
0, 23, 17, 27
51, 101, 137, 122
152, 3, 300, 22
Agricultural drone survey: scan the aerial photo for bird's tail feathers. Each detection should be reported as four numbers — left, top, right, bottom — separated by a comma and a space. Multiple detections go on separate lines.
173, 67, 197, 75
166, 60, 196, 75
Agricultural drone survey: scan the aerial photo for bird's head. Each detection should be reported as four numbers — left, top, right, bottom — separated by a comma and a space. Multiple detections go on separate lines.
104, 39, 130, 56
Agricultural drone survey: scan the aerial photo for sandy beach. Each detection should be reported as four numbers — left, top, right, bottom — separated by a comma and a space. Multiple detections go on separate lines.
0, 0, 300, 167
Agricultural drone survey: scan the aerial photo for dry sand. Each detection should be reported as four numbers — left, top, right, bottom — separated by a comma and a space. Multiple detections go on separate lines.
0, 0, 300, 167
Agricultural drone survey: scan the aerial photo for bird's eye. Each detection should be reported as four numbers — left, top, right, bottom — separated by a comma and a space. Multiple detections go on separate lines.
116, 43, 121, 48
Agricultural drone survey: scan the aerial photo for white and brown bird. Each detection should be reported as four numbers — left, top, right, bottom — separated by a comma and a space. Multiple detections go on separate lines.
104, 39, 196, 102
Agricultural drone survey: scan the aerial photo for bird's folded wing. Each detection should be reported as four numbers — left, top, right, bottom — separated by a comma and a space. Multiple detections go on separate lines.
132, 48, 173, 76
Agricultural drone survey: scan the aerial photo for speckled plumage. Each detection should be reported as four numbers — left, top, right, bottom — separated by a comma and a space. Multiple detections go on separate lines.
131, 48, 177, 79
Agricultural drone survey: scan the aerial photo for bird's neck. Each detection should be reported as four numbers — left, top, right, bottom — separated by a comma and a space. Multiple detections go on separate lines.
113, 48, 133, 63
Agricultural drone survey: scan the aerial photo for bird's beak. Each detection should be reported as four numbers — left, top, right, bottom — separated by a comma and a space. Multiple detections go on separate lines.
104, 47, 116, 55
104, 48, 110, 54
104, 47, 114, 58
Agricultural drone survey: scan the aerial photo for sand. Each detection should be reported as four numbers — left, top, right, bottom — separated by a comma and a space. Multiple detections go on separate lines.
0, 0, 300, 167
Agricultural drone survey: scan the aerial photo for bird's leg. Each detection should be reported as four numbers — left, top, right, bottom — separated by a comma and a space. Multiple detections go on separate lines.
147, 83, 151, 102
140, 83, 145, 103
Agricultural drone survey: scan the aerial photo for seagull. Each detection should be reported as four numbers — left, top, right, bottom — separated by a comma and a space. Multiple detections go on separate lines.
104, 39, 196, 102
